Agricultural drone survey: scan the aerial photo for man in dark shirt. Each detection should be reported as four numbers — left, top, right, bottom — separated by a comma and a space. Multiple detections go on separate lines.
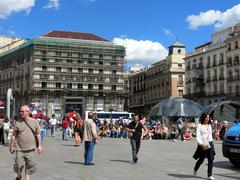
127, 115, 144, 163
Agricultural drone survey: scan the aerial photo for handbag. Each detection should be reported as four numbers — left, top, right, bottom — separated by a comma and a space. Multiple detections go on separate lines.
202, 139, 211, 150
201, 126, 211, 151
23, 119, 39, 148
128, 122, 138, 138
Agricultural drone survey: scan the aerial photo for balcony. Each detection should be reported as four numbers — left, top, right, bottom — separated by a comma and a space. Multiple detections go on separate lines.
227, 76, 234, 81
227, 61, 232, 67
233, 75, 240, 81
206, 63, 211, 68
212, 76, 218, 81
234, 59, 239, 65
219, 75, 225, 80
219, 60, 224, 65
185, 92, 205, 97
177, 81, 184, 87
206, 91, 226, 96
206, 77, 211, 82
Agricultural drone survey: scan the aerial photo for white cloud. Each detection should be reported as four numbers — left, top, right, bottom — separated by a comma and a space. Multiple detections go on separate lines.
43, 0, 60, 10
113, 38, 168, 66
162, 28, 174, 37
187, 4, 240, 29
0, 0, 35, 19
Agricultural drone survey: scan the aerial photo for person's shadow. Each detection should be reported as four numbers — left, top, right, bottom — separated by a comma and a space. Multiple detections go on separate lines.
110, 159, 133, 164
64, 161, 84, 165
168, 174, 204, 179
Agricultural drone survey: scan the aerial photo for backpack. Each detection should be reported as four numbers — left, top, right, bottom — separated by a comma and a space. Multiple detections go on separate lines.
75, 119, 83, 129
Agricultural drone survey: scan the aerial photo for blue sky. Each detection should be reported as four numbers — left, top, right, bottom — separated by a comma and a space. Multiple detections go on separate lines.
0, 0, 240, 68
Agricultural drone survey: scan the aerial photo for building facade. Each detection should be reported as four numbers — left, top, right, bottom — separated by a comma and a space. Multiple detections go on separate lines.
0, 31, 127, 118
129, 41, 186, 115
185, 23, 240, 106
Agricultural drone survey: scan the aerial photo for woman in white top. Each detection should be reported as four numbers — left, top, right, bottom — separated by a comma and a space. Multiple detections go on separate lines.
3, 117, 10, 144
193, 113, 216, 180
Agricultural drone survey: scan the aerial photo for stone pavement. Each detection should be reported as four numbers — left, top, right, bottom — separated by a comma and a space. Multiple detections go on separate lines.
0, 133, 240, 180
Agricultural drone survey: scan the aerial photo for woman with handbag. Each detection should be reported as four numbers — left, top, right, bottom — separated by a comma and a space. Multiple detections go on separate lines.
193, 113, 215, 180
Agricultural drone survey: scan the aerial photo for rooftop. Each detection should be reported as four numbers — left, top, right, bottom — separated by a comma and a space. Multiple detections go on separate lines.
42, 30, 109, 42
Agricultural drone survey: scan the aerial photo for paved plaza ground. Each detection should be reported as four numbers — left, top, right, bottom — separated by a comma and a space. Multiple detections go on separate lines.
0, 133, 240, 180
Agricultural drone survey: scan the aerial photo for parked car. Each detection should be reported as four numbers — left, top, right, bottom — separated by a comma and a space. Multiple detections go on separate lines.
222, 122, 240, 166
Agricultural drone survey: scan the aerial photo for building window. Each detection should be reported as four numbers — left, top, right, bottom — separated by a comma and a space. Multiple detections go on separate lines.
56, 67, 61, 72
99, 84, 103, 90
42, 82, 47, 88
88, 84, 93, 90
228, 86, 232, 94
42, 66, 47, 71
78, 83, 83, 89
206, 56, 210, 67
88, 60, 93, 64
56, 83, 61, 88
236, 85, 240, 96
112, 85, 116, 90
88, 69, 93, 75
67, 83, 72, 89
178, 90, 183, 96
228, 43, 231, 51
235, 41, 238, 49
68, 67, 72, 73
178, 49, 181, 54
78, 68, 83, 73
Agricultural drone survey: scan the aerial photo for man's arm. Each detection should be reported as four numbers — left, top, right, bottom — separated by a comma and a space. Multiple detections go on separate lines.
36, 133, 43, 154
91, 123, 98, 140
9, 131, 16, 154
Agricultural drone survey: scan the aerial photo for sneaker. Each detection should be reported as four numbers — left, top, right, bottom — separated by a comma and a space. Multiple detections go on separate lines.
207, 176, 215, 180
132, 158, 138, 164
193, 170, 197, 176
173, 139, 177, 142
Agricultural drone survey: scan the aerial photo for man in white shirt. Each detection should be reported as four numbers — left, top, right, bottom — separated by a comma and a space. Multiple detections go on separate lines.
49, 114, 57, 137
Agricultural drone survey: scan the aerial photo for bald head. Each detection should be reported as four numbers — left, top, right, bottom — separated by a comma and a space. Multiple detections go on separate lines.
20, 105, 31, 119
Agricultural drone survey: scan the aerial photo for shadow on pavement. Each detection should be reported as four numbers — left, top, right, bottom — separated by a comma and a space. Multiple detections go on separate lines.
168, 174, 205, 179
62, 144, 75, 147
214, 161, 240, 171
64, 161, 84, 165
214, 173, 240, 180
110, 159, 132, 164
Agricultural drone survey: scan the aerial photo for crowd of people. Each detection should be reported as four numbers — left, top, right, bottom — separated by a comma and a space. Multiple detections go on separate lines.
0, 107, 232, 180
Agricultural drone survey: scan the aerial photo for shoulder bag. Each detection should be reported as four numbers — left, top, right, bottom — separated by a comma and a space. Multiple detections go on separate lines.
23, 120, 39, 148
128, 122, 139, 138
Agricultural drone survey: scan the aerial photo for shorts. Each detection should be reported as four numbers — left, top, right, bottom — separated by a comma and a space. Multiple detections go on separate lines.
14, 150, 36, 175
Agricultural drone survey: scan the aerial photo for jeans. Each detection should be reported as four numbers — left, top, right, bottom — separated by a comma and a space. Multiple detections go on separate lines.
130, 138, 141, 161
84, 141, 95, 164
62, 128, 69, 140
0, 127, 4, 144
40, 129, 44, 144
50, 125, 56, 136
3, 129, 9, 144
175, 129, 184, 140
